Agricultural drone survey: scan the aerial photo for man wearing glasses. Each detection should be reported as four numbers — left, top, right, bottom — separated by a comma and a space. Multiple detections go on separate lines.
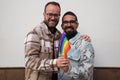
58, 11, 94, 80
24, 1, 91, 80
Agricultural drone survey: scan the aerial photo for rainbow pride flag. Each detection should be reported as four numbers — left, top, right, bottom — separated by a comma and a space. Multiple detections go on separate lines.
59, 32, 71, 58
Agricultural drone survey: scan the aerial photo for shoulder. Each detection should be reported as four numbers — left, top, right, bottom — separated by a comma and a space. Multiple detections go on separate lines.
28, 22, 48, 36
25, 24, 43, 43
80, 39, 94, 54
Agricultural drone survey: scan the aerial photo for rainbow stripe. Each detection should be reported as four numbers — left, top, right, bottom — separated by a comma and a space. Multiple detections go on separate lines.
59, 32, 71, 58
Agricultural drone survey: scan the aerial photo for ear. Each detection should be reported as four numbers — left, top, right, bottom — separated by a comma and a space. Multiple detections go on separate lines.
43, 12, 45, 16
61, 24, 64, 29
76, 23, 79, 29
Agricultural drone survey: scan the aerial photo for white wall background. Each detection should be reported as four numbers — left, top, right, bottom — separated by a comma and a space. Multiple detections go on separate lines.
0, 0, 120, 67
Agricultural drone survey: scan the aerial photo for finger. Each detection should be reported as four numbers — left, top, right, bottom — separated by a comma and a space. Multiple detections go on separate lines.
58, 56, 64, 59
80, 35, 87, 39
61, 64, 68, 67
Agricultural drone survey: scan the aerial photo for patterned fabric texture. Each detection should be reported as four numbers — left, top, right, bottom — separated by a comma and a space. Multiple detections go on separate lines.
24, 22, 61, 80
58, 32, 94, 80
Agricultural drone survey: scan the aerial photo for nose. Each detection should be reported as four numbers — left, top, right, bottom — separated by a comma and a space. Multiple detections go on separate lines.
66, 22, 71, 26
51, 16, 56, 19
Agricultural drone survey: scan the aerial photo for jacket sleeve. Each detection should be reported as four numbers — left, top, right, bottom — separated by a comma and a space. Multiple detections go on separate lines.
68, 40, 94, 79
24, 30, 58, 72
79, 41, 94, 79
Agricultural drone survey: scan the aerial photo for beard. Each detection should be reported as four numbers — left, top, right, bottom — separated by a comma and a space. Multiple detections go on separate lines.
48, 21, 58, 28
65, 30, 77, 39
64, 26, 74, 35
45, 18, 59, 28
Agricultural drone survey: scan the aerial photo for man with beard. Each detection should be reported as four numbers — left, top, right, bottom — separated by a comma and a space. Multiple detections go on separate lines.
24, 1, 91, 80
58, 11, 94, 80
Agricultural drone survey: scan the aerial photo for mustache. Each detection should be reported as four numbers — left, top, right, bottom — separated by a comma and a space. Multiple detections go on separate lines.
64, 26, 74, 30
51, 20, 56, 22
48, 18, 57, 22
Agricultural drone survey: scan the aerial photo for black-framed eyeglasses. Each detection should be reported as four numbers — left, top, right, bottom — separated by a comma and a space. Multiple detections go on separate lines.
62, 20, 77, 24
46, 13, 60, 18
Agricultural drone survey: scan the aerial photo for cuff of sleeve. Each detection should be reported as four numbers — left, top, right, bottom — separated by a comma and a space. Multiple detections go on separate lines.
53, 59, 57, 66
53, 59, 59, 72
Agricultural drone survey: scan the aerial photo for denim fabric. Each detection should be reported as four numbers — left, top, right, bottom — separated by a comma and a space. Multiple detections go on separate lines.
58, 33, 94, 80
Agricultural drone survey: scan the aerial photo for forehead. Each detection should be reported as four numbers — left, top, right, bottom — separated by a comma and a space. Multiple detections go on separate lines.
63, 15, 76, 21
45, 4, 60, 13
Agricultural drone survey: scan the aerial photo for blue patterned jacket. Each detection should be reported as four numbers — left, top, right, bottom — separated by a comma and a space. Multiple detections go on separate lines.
58, 32, 94, 80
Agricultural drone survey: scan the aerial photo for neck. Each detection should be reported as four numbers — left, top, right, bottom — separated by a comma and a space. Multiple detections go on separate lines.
48, 27, 57, 34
